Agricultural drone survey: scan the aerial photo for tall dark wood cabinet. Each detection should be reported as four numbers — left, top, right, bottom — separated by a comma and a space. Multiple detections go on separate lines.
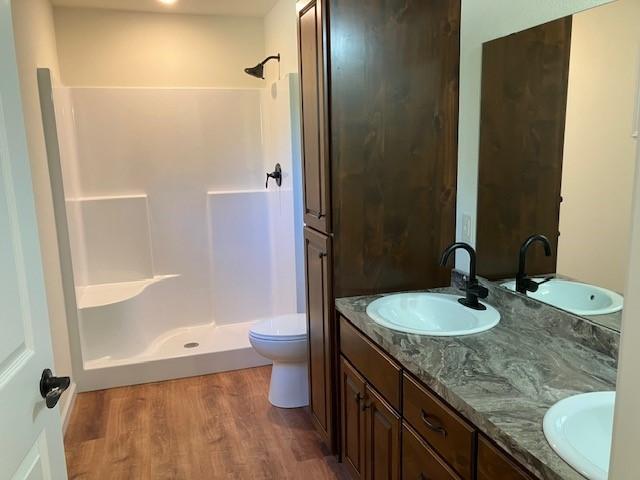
299, 0, 330, 233
304, 226, 333, 442
298, 0, 461, 455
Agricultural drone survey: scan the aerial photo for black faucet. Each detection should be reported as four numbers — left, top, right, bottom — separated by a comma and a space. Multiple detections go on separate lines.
440, 242, 488, 311
515, 234, 552, 294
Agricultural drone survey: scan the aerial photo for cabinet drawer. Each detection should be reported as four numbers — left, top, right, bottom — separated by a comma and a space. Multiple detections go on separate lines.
339, 317, 401, 411
403, 374, 475, 479
403, 423, 460, 480
477, 435, 534, 480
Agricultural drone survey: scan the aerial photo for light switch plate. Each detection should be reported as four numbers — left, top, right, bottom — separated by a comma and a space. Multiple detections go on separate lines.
462, 214, 473, 243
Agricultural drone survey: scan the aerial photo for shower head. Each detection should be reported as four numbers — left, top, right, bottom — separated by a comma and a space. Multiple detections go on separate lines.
244, 54, 280, 79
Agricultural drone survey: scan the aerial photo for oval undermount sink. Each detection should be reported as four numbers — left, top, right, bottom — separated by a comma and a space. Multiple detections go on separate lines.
543, 391, 615, 480
365, 293, 500, 336
501, 279, 623, 316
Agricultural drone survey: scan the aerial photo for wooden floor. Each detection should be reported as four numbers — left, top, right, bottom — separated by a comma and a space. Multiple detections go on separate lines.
64, 366, 349, 480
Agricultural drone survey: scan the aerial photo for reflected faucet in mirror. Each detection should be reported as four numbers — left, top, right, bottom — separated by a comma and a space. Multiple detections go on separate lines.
516, 235, 553, 294
440, 242, 488, 311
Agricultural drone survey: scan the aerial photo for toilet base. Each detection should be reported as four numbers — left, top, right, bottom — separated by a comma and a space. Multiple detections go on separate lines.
268, 361, 309, 408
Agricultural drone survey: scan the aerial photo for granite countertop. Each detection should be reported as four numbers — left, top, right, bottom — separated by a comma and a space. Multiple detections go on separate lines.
335, 284, 619, 480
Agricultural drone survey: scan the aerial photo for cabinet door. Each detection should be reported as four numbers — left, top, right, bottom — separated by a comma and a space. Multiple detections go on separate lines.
364, 385, 401, 480
305, 226, 333, 445
477, 436, 534, 480
340, 357, 366, 479
298, 0, 330, 233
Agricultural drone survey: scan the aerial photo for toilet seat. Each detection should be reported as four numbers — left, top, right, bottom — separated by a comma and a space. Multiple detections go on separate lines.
249, 313, 307, 342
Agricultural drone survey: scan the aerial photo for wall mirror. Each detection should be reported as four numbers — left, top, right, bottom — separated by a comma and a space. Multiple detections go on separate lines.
475, 0, 639, 331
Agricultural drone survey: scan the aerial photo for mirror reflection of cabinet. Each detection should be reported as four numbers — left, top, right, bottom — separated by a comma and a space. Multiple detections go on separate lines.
476, 17, 572, 280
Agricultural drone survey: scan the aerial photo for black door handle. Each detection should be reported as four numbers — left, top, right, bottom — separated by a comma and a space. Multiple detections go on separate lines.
40, 369, 70, 409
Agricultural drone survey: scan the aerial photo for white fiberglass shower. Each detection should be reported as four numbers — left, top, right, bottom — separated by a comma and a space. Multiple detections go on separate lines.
41, 71, 304, 390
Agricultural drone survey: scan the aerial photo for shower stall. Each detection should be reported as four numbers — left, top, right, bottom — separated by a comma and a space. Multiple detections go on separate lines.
40, 70, 304, 390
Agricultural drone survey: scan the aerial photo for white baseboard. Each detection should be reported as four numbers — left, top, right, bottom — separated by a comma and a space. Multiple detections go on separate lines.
61, 381, 77, 434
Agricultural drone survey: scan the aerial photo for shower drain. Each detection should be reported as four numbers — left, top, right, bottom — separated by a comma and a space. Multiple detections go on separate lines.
183, 342, 200, 349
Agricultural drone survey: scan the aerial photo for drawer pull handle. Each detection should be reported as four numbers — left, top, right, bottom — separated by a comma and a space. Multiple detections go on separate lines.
420, 410, 447, 437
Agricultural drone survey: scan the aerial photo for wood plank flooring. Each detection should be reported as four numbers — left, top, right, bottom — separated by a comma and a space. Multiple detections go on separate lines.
64, 366, 350, 480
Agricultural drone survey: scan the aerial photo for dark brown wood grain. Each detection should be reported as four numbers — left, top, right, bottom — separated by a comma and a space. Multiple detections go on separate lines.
403, 374, 475, 480
64, 367, 351, 480
339, 317, 401, 411
299, 0, 331, 233
329, 0, 460, 297
364, 385, 401, 480
402, 424, 461, 480
476, 17, 572, 280
305, 226, 336, 450
340, 356, 366, 479
477, 435, 535, 480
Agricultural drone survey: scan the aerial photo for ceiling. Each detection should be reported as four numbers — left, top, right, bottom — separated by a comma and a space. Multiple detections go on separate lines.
50, 0, 280, 17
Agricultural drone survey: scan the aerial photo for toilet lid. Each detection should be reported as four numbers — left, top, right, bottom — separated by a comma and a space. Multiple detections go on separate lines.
249, 313, 307, 341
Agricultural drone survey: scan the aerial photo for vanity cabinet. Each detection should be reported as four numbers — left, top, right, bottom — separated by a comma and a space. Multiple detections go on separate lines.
340, 357, 366, 478
338, 315, 538, 480
477, 435, 535, 480
403, 375, 474, 479
340, 356, 401, 480
403, 424, 461, 480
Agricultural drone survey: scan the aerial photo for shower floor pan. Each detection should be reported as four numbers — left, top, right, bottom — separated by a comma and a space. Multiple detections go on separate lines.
78, 321, 270, 391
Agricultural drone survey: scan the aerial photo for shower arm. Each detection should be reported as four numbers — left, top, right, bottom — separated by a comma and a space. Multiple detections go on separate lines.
261, 55, 280, 67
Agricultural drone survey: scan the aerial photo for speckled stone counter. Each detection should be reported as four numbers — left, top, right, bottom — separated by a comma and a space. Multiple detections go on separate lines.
335, 283, 619, 480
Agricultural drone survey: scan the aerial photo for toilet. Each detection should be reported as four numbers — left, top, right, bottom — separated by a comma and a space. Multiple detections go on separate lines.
248, 313, 309, 408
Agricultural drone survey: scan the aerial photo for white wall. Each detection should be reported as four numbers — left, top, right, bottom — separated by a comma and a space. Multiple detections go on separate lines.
264, 0, 298, 84
10, 0, 75, 424
610, 77, 640, 477
456, 0, 614, 270
556, 0, 640, 293
53, 7, 266, 87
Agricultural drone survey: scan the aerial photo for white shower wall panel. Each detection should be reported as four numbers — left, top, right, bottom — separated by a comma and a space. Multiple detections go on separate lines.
208, 190, 275, 325
68, 88, 266, 328
261, 75, 305, 313
68, 195, 154, 285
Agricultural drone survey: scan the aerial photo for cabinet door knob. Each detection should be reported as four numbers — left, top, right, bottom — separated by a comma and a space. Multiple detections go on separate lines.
318, 252, 327, 259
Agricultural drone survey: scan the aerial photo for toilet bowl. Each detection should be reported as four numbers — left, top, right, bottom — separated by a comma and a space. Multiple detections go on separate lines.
248, 313, 309, 408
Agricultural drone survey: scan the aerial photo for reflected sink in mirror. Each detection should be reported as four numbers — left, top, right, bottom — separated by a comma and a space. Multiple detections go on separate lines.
365, 293, 500, 336
501, 279, 623, 316
544, 391, 615, 480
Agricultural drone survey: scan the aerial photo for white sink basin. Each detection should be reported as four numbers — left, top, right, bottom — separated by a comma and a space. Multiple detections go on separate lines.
365, 293, 500, 336
501, 279, 623, 316
544, 391, 615, 480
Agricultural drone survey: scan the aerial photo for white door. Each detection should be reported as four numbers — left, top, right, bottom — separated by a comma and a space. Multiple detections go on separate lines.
0, 3, 68, 480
